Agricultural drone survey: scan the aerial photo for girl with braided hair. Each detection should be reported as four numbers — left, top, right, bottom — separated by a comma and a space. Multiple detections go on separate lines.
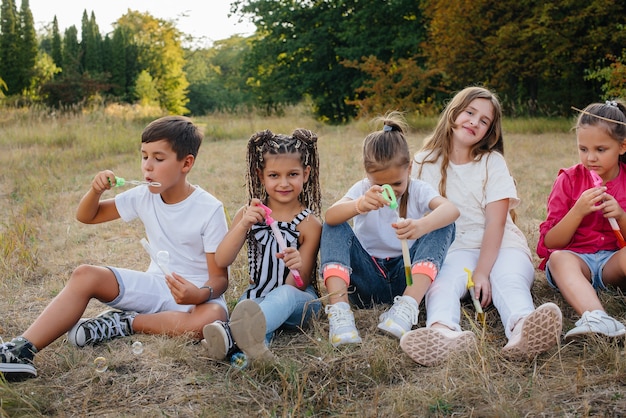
202, 128, 322, 362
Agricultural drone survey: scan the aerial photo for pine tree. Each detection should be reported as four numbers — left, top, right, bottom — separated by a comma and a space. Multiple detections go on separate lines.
17, 0, 37, 93
51, 16, 63, 70
0, 0, 20, 95
62, 25, 80, 76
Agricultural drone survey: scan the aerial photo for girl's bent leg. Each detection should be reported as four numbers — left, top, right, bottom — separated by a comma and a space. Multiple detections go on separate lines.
489, 248, 534, 338
259, 286, 320, 342
424, 250, 476, 331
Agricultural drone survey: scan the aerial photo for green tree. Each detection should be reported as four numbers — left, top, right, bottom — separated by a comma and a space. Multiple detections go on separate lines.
50, 16, 63, 70
234, 0, 426, 122
81, 10, 103, 74
62, 25, 80, 76
185, 35, 252, 114
134, 69, 159, 106
117, 10, 189, 114
422, 0, 626, 115
27, 50, 60, 99
16, 0, 36, 94
0, 0, 20, 95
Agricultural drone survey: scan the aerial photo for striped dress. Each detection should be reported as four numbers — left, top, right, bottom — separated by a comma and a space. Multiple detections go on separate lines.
244, 209, 311, 299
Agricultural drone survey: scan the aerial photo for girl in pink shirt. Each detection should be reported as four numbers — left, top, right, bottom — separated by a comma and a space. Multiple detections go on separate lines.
538, 100, 626, 341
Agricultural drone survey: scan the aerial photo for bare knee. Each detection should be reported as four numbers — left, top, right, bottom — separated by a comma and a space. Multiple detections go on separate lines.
68, 264, 119, 300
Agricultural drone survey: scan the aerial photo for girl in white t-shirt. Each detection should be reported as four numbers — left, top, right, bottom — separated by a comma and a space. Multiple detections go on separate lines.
402, 86, 563, 366
320, 112, 459, 346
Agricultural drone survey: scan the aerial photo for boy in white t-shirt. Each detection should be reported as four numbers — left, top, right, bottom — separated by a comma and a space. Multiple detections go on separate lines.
0, 116, 229, 379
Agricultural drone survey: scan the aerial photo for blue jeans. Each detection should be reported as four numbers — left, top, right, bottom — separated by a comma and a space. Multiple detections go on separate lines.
320, 222, 455, 308
240, 285, 320, 344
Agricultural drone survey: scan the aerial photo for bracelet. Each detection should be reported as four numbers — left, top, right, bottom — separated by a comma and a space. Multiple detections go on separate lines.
200, 285, 213, 300
354, 197, 364, 215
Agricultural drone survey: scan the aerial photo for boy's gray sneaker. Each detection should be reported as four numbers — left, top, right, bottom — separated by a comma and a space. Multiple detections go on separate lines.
565, 310, 626, 341
0, 336, 37, 378
67, 309, 136, 347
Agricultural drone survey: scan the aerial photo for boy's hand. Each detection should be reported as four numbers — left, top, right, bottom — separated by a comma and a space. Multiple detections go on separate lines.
165, 273, 201, 305
92, 170, 116, 195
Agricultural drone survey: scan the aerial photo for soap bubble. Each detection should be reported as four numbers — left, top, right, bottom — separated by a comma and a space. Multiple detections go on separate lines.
94, 356, 108, 373
131, 341, 144, 355
230, 352, 248, 369
156, 250, 169, 266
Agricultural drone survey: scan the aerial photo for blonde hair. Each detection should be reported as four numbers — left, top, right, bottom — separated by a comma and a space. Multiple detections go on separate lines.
415, 86, 503, 197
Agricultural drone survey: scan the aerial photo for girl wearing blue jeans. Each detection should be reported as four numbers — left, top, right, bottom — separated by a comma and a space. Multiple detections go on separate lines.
202, 129, 322, 361
321, 112, 459, 346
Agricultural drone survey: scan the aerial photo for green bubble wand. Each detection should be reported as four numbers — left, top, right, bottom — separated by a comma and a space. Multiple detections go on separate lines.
108, 177, 161, 187
381, 184, 413, 286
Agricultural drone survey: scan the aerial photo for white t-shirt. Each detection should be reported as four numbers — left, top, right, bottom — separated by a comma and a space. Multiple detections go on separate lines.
345, 178, 440, 259
412, 151, 530, 256
115, 185, 228, 279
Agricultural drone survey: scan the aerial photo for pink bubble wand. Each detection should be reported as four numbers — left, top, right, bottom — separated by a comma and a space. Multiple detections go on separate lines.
258, 203, 304, 287
590, 170, 626, 248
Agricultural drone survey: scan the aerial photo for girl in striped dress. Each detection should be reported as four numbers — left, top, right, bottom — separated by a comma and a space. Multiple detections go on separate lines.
202, 129, 322, 362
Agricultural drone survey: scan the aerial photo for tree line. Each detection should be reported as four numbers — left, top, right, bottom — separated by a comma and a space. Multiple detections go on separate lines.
1, 0, 625, 122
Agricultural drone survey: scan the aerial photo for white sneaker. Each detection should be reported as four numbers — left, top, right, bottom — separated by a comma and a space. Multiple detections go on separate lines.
325, 302, 362, 347
502, 302, 562, 359
377, 295, 419, 339
400, 326, 476, 367
564, 310, 626, 341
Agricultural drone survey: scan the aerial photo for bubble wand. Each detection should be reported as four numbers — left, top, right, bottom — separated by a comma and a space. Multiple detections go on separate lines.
140, 238, 172, 276
257, 203, 304, 287
464, 267, 485, 324
108, 177, 161, 187
590, 170, 626, 248
381, 184, 413, 286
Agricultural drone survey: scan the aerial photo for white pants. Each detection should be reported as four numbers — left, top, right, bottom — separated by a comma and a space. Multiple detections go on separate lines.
425, 248, 534, 339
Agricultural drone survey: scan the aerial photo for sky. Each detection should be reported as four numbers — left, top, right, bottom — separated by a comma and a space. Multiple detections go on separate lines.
27, 0, 256, 46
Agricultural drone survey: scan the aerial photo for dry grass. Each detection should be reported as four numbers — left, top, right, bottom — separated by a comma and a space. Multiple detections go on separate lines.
1, 106, 626, 417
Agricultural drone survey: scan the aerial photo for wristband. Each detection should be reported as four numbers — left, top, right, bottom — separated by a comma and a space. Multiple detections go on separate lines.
200, 285, 213, 300
354, 197, 364, 215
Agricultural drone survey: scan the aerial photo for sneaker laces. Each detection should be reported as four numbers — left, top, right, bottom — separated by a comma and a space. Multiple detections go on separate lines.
0, 340, 21, 363
386, 296, 419, 326
576, 311, 601, 327
82, 313, 130, 344
325, 304, 356, 331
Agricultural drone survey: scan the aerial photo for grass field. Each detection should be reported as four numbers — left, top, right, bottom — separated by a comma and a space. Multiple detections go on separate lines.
1, 106, 626, 417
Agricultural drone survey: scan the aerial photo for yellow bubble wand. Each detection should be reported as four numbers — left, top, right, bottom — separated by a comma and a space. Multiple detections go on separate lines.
464, 267, 485, 324
382, 184, 412, 286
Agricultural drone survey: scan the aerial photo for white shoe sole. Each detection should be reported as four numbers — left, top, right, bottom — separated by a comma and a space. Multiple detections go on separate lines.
201, 323, 228, 360
400, 327, 476, 367
502, 302, 562, 358
229, 300, 273, 361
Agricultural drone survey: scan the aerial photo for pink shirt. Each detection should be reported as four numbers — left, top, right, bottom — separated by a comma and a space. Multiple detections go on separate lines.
537, 162, 626, 269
